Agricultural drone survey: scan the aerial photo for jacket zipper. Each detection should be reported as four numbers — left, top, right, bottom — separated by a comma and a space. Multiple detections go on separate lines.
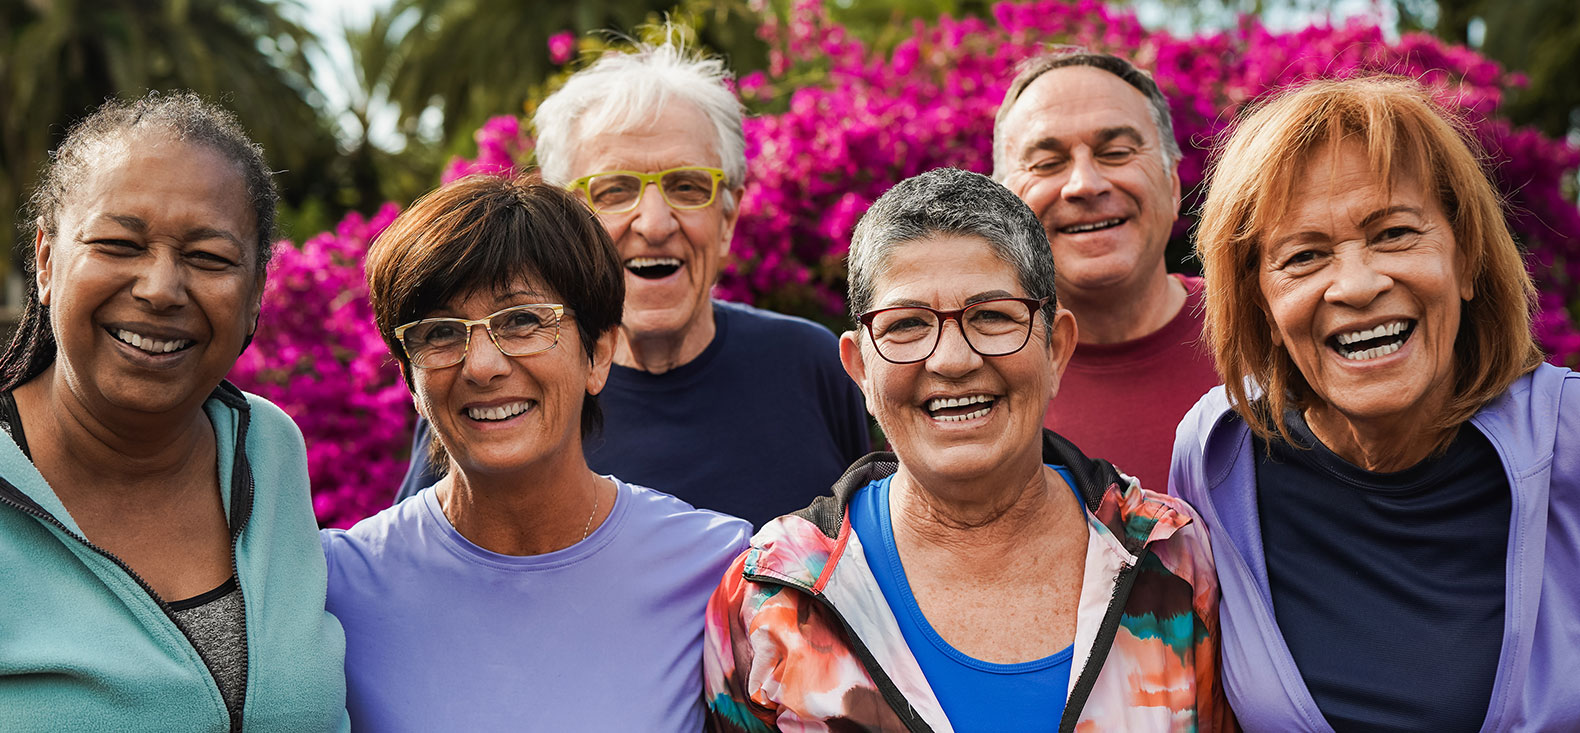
224, 397, 255, 733
743, 571, 936, 733
0, 390, 256, 733
1057, 550, 1148, 733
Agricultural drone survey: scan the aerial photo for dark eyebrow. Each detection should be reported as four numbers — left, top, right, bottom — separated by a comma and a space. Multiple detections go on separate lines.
97, 214, 244, 249
880, 290, 1019, 309
106, 214, 148, 233
1092, 125, 1146, 148
1359, 205, 1423, 229
1021, 125, 1146, 161
965, 290, 1017, 305
184, 226, 246, 248
1269, 205, 1427, 251
1022, 137, 1070, 160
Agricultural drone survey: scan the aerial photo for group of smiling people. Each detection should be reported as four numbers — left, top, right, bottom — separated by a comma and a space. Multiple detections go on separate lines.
1, 30, 1576, 733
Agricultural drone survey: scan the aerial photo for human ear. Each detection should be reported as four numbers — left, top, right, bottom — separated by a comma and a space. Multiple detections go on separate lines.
584, 329, 618, 396
838, 331, 873, 415
34, 228, 53, 306
1044, 307, 1079, 400
1456, 247, 1475, 302
716, 186, 745, 258
1168, 163, 1183, 217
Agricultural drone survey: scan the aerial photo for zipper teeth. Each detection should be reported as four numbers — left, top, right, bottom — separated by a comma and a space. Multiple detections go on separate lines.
0, 490, 183, 619
1058, 553, 1146, 733
228, 478, 253, 733
744, 572, 935, 733
224, 393, 254, 733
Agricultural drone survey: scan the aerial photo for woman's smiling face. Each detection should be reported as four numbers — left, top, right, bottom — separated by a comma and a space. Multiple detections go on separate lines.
1258, 141, 1472, 432
38, 133, 261, 417
840, 235, 1075, 487
412, 278, 614, 480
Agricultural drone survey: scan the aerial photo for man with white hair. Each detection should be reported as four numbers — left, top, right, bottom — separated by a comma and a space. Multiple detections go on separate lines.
394, 39, 870, 527
993, 51, 1219, 491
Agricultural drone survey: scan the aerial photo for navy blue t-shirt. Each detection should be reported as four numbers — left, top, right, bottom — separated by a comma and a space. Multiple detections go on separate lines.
395, 300, 870, 527
1255, 411, 1509, 733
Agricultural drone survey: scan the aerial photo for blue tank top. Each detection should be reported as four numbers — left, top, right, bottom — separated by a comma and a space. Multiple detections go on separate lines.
850, 470, 1077, 731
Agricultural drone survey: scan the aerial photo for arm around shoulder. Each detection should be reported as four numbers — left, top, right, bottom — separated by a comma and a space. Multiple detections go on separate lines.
703, 551, 782, 733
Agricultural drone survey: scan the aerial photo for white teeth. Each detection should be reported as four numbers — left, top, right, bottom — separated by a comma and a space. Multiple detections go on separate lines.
625, 257, 682, 268
114, 329, 191, 354
927, 394, 993, 412
936, 407, 992, 422
1336, 320, 1409, 345
466, 401, 531, 421
1060, 218, 1123, 234
1339, 340, 1403, 361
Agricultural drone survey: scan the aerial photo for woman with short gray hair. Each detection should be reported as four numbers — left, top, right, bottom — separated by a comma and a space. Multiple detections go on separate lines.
704, 168, 1230, 731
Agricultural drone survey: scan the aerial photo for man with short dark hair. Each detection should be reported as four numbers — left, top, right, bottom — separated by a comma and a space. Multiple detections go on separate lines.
992, 51, 1219, 489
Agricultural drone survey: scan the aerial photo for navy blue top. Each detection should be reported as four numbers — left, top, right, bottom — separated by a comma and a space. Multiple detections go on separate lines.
851, 471, 1075, 731
395, 300, 870, 527
1255, 411, 1509, 733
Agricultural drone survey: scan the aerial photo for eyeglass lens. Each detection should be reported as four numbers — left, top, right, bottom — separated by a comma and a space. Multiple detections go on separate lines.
867, 300, 1035, 363
586, 169, 717, 212
402, 305, 561, 368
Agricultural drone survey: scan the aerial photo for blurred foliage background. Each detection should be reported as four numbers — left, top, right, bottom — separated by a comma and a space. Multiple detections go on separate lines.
3, 0, 1577, 287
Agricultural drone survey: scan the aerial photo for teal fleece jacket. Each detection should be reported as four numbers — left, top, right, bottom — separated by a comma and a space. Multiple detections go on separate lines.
0, 383, 348, 732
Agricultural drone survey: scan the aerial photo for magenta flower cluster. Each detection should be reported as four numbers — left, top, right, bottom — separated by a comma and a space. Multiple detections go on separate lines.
228, 205, 409, 528
232, 0, 1580, 526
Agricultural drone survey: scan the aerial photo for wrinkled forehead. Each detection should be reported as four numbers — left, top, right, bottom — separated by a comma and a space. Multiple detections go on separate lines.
1250, 135, 1435, 246
566, 97, 723, 172
1002, 66, 1160, 148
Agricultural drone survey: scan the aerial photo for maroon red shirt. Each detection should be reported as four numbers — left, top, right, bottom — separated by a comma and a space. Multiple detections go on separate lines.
1044, 275, 1219, 491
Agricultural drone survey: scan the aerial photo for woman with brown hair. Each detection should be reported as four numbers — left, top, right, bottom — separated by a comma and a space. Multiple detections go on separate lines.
1174, 76, 1579, 731
323, 173, 749, 731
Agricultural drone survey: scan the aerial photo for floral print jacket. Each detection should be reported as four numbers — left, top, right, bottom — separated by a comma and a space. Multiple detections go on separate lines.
703, 430, 1233, 732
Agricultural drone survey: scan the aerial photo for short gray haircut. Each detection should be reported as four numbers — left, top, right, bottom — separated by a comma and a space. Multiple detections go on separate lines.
847, 168, 1058, 332
991, 49, 1181, 181
533, 33, 746, 210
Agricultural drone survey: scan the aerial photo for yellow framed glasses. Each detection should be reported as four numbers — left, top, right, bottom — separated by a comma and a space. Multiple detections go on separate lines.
567, 166, 727, 214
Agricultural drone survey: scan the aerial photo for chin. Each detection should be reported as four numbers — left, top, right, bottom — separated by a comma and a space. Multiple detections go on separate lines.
623, 304, 703, 339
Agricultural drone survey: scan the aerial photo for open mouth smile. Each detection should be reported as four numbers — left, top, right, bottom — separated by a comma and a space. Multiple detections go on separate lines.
465, 400, 534, 422
1058, 218, 1125, 234
925, 394, 997, 423
108, 328, 195, 355
1329, 319, 1416, 361
625, 257, 682, 280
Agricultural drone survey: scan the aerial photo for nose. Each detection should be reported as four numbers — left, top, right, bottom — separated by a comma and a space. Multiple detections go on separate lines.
129, 249, 189, 310
627, 180, 679, 245
1324, 246, 1393, 308
1060, 150, 1113, 201
458, 321, 511, 384
924, 317, 983, 378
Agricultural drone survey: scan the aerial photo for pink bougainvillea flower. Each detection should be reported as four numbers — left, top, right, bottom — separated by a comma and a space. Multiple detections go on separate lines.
548, 31, 576, 65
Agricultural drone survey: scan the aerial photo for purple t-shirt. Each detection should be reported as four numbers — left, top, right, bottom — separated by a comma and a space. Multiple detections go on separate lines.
322, 478, 751, 732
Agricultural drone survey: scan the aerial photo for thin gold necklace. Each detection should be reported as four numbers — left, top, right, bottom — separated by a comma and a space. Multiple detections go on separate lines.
581, 482, 601, 541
